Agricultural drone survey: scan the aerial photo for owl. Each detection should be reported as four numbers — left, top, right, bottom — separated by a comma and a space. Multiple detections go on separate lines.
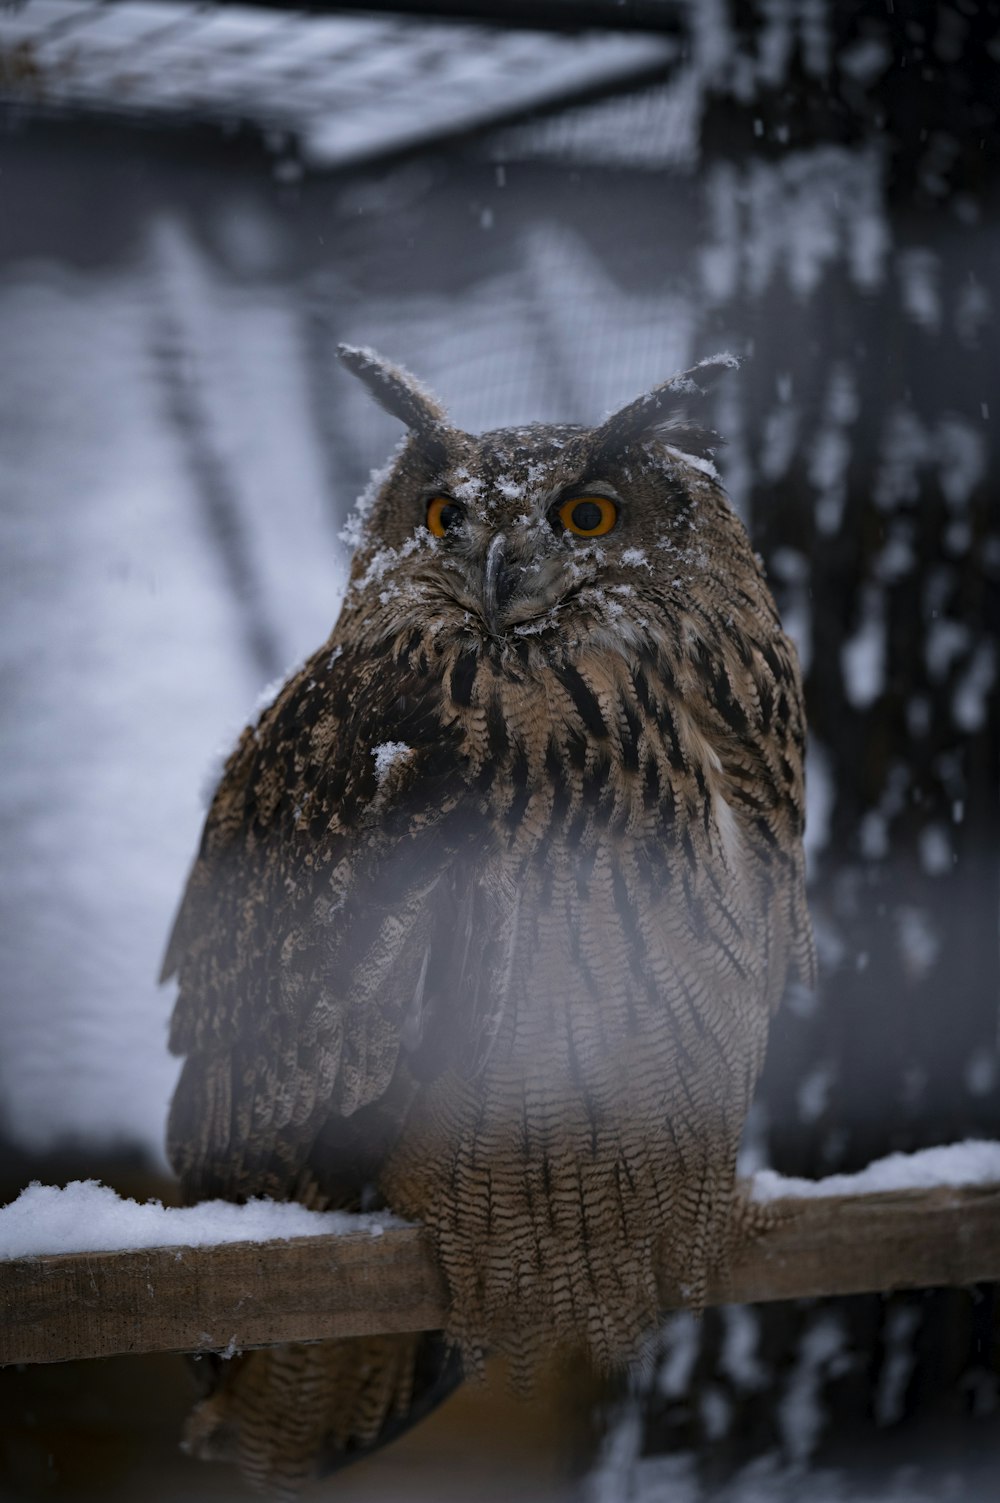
163, 347, 814, 1498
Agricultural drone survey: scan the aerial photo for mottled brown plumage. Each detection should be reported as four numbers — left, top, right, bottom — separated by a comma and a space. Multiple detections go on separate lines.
164, 347, 814, 1497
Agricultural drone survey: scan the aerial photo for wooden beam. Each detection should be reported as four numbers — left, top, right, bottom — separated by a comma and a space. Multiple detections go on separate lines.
3, 1183, 998, 1367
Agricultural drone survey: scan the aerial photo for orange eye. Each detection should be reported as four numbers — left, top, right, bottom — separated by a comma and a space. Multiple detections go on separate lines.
426, 495, 464, 537
557, 495, 618, 537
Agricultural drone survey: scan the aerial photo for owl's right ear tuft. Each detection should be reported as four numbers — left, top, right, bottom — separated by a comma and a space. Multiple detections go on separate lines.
338, 345, 449, 436
592, 353, 740, 464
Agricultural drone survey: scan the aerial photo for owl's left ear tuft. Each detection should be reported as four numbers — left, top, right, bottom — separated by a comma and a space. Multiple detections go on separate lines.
338, 345, 449, 436
592, 352, 740, 464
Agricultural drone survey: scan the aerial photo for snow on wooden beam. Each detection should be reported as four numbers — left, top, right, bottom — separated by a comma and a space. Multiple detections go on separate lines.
3, 1180, 999, 1367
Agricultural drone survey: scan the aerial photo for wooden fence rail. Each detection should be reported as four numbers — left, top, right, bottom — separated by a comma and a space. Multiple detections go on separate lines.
3, 1181, 999, 1367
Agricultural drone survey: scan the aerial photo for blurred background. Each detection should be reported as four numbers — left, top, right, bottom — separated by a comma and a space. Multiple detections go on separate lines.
0, 1, 998, 1499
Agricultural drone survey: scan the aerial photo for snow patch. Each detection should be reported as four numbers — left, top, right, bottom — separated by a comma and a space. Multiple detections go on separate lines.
761, 403, 799, 482
751, 1140, 1000, 1203
899, 249, 941, 333
965, 1048, 998, 1098
339, 441, 407, 550
495, 473, 527, 502
811, 365, 858, 535
839, 35, 891, 83
778, 1315, 849, 1465
720, 1304, 768, 1393
0, 1180, 402, 1260
937, 417, 986, 508
199, 658, 307, 808
875, 408, 930, 510
841, 589, 886, 708
657, 1310, 701, 1399
925, 618, 969, 681
919, 823, 953, 876
955, 275, 992, 345
199, 740, 234, 810
858, 809, 888, 860
875, 1305, 921, 1428
354, 532, 425, 595
952, 640, 995, 732
371, 741, 412, 786
895, 906, 941, 980
662, 443, 720, 481
797, 1062, 835, 1124
700, 148, 888, 308
803, 737, 833, 870
700, 1384, 732, 1441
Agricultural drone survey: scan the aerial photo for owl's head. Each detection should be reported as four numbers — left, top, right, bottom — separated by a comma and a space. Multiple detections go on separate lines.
338, 346, 758, 662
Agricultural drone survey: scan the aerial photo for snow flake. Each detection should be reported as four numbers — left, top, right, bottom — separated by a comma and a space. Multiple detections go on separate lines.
495, 474, 527, 502
371, 741, 412, 786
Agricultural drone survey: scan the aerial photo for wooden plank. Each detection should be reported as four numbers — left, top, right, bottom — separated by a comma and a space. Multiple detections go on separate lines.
719, 1183, 1000, 1305
3, 1183, 999, 1367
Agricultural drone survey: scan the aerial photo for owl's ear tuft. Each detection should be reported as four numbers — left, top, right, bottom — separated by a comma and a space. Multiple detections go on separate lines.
338, 345, 449, 436
592, 353, 740, 464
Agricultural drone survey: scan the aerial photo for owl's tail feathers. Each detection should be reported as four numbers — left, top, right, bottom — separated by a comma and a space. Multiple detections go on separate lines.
182, 1333, 463, 1500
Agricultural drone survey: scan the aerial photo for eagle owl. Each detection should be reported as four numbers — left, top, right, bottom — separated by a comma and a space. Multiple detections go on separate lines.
164, 347, 814, 1497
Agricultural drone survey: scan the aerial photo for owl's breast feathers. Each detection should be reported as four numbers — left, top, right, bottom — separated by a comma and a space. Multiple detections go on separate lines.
166, 603, 812, 1360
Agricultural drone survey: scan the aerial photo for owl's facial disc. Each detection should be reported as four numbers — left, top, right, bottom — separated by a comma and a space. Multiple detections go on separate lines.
428, 520, 552, 633
424, 478, 623, 637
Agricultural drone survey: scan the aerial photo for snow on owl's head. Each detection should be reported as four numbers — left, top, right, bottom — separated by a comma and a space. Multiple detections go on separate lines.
338, 345, 757, 663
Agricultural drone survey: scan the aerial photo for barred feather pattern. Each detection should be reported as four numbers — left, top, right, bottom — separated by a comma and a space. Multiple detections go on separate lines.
379, 601, 808, 1378
183, 1336, 423, 1501
164, 363, 814, 1495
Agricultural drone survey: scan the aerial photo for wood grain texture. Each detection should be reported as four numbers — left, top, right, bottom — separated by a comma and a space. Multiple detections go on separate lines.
3, 1183, 998, 1367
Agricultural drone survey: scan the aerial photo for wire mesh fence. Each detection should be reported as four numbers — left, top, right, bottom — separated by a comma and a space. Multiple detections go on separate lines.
0, 0, 676, 163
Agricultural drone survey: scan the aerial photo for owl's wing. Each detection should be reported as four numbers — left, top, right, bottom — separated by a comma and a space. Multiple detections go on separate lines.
163, 640, 484, 1205
697, 619, 817, 1010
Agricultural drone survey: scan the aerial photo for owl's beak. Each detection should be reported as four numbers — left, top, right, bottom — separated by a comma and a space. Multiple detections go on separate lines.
482, 533, 520, 630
